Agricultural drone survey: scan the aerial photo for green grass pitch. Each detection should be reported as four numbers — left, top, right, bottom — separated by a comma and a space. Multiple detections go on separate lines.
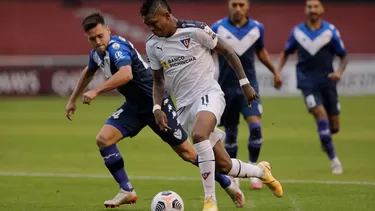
0, 96, 374, 210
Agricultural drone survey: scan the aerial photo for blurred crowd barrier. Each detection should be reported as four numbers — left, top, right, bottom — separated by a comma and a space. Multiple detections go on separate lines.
0, 1, 374, 97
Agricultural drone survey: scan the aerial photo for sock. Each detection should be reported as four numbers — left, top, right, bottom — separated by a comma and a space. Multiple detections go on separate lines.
224, 125, 238, 158
317, 119, 336, 160
194, 156, 231, 189
228, 158, 263, 178
100, 145, 133, 191
248, 122, 263, 163
194, 140, 216, 202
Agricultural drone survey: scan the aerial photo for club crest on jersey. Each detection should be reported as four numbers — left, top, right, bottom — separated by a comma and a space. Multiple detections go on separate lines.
180, 38, 191, 49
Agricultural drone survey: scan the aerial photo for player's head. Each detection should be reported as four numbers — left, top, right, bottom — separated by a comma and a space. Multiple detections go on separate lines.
305, 0, 324, 22
140, 0, 174, 37
228, 0, 249, 23
82, 13, 111, 54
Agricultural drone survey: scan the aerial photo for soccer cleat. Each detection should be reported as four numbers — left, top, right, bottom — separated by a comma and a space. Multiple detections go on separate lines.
258, 161, 283, 198
202, 198, 218, 211
229, 176, 240, 188
250, 177, 263, 190
224, 178, 245, 208
331, 157, 343, 174
104, 188, 138, 208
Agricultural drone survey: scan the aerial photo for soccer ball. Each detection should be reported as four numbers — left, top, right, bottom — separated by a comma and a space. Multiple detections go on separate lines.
151, 190, 184, 211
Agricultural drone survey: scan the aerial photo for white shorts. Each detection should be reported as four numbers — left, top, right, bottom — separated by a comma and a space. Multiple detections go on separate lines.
177, 90, 226, 147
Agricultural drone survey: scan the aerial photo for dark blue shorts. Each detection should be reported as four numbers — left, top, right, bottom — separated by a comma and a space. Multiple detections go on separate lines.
301, 87, 340, 116
105, 97, 188, 147
220, 94, 262, 127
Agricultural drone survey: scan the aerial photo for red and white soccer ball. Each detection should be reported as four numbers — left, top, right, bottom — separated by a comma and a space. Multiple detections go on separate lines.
151, 190, 184, 211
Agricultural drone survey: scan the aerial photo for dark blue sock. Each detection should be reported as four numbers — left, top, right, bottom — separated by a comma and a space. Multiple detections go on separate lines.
194, 156, 231, 188
248, 122, 263, 163
317, 119, 336, 160
224, 125, 238, 158
100, 145, 133, 191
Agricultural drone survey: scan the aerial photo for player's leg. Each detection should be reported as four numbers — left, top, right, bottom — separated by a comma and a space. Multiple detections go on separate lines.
322, 87, 341, 135
220, 95, 241, 187
147, 97, 237, 197
303, 88, 341, 174
99, 103, 145, 207
221, 95, 241, 159
321, 87, 343, 173
241, 97, 264, 189
202, 91, 283, 198
211, 132, 283, 198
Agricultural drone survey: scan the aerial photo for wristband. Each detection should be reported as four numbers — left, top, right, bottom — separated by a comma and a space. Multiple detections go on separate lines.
239, 78, 250, 86
153, 104, 161, 113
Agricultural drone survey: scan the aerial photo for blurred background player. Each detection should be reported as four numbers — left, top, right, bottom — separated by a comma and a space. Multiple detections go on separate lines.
65, 12, 245, 208
276, 0, 348, 174
141, 0, 283, 210
211, 0, 282, 189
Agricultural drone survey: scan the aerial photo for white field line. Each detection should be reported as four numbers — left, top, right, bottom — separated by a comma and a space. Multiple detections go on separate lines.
0, 171, 375, 186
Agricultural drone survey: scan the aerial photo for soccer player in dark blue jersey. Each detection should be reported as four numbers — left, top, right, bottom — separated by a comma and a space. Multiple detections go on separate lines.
64, 12, 244, 208
277, 0, 348, 174
211, 0, 282, 189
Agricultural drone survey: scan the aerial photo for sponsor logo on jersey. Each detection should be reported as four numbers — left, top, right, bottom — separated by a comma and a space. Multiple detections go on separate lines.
166, 56, 196, 68
161, 60, 169, 69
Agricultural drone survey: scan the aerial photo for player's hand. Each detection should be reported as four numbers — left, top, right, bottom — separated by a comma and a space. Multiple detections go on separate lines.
274, 73, 283, 89
82, 89, 99, 105
65, 100, 77, 121
154, 109, 171, 132
242, 84, 259, 106
328, 72, 342, 82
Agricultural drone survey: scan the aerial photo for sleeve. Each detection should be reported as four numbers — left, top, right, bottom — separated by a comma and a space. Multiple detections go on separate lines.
145, 42, 162, 70
254, 23, 265, 51
87, 51, 99, 72
331, 27, 347, 58
195, 23, 218, 50
284, 28, 298, 55
108, 43, 132, 70
210, 21, 219, 33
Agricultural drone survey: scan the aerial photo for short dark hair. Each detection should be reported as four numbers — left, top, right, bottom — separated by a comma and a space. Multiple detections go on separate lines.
82, 12, 105, 32
140, 0, 171, 17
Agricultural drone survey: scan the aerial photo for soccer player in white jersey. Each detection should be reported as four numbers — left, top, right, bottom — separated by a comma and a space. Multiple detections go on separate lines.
140, 0, 283, 210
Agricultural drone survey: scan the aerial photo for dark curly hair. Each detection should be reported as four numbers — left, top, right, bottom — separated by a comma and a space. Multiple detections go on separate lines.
139, 0, 172, 16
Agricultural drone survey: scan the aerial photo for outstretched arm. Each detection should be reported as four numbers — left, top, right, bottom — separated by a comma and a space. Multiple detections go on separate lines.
213, 37, 258, 104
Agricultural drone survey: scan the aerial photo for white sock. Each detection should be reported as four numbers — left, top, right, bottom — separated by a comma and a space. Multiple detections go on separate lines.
228, 159, 264, 178
194, 140, 216, 202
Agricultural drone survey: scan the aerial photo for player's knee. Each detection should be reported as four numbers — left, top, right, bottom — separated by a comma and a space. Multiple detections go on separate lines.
191, 131, 209, 143
96, 133, 112, 148
216, 159, 232, 174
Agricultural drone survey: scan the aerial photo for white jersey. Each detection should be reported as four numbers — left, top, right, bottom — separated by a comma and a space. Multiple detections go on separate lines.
146, 20, 223, 108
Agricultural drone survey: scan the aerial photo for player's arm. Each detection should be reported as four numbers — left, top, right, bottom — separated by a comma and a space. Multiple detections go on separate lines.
91, 66, 133, 94
146, 42, 169, 131
68, 66, 95, 103
276, 29, 298, 72
212, 36, 258, 103
81, 45, 133, 105
254, 24, 279, 76
328, 27, 348, 82
214, 37, 248, 81
152, 67, 165, 109
66, 54, 98, 120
